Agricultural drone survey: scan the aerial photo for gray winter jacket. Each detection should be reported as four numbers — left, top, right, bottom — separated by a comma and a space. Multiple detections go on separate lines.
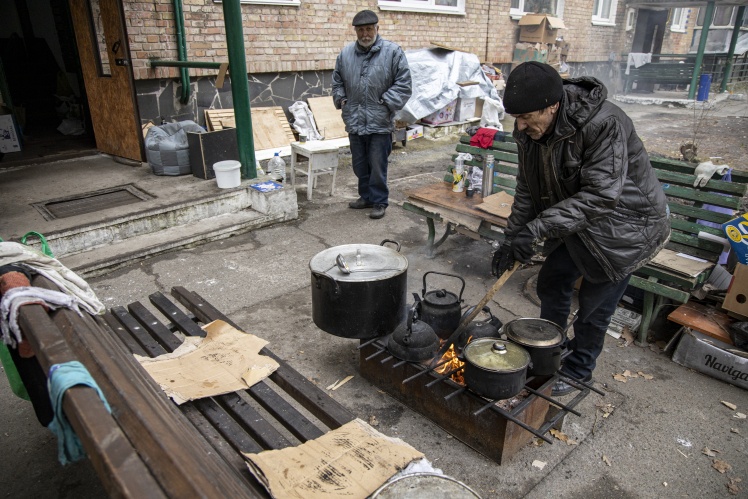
332, 35, 412, 135
506, 77, 670, 283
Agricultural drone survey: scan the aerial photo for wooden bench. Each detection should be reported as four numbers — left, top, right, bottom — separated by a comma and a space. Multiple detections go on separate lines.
621, 62, 696, 94
404, 132, 748, 344
14, 276, 355, 498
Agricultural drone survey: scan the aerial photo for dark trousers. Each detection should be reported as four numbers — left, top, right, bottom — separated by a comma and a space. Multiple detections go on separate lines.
349, 133, 392, 206
536, 243, 631, 380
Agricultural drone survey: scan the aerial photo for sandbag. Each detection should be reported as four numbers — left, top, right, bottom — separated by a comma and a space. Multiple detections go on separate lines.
145, 121, 204, 175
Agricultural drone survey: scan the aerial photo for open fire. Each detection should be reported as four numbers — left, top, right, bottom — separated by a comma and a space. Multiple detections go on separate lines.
434, 342, 464, 385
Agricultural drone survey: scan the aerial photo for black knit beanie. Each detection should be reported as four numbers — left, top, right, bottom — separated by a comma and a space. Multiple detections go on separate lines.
503, 62, 564, 115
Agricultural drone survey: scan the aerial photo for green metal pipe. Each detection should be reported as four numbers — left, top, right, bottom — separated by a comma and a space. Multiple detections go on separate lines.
222, 0, 256, 178
720, 6, 745, 93
172, 0, 190, 104
689, 1, 715, 100
150, 60, 224, 69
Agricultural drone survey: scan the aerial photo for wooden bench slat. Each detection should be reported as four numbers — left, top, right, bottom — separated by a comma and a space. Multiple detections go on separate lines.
110, 306, 165, 356
669, 218, 726, 238
629, 275, 691, 303
661, 183, 743, 209
17, 305, 167, 499
128, 302, 184, 351
656, 169, 747, 195
149, 292, 206, 338
214, 392, 294, 450
651, 156, 748, 184
668, 202, 737, 225
248, 382, 326, 442
193, 397, 269, 453
170, 287, 356, 430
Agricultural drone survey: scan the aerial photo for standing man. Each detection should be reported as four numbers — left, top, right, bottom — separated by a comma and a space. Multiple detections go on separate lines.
492, 62, 670, 395
332, 9, 412, 219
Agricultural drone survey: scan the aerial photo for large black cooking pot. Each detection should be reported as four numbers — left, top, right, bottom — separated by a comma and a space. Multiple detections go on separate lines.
503, 318, 565, 377
310, 240, 408, 339
462, 337, 530, 400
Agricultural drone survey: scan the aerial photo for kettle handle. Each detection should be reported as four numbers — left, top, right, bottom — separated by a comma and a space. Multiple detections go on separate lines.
422, 271, 466, 301
380, 239, 401, 252
460, 305, 492, 322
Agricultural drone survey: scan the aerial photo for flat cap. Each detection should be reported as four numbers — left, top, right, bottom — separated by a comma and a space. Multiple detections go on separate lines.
352, 9, 378, 26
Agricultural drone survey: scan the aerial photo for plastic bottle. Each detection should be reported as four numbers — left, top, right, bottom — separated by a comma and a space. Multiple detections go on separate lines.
268, 152, 286, 182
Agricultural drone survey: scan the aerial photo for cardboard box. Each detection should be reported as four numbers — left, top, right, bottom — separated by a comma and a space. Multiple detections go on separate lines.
722, 263, 748, 319
406, 124, 423, 141
513, 44, 549, 64
671, 328, 748, 390
518, 14, 566, 44
453, 97, 477, 122
0, 113, 21, 153
187, 128, 239, 180
421, 99, 457, 125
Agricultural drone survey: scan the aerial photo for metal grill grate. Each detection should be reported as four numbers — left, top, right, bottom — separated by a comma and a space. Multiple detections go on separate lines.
33, 184, 154, 220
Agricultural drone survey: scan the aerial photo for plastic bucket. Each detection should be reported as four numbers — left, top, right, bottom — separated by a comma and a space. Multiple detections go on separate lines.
697, 74, 712, 102
213, 160, 241, 188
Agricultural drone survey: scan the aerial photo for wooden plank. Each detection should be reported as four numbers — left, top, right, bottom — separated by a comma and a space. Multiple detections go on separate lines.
17, 305, 167, 499
192, 397, 268, 453
128, 301, 183, 351
405, 182, 509, 227
668, 202, 736, 225
248, 383, 326, 442
307, 96, 347, 139
215, 393, 293, 450
110, 305, 167, 355
628, 275, 691, 302
656, 169, 747, 195
667, 301, 734, 344
170, 287, 356, 429
205, 107, 295, 150
661, 183, 742, 209
148, 291, 206, 338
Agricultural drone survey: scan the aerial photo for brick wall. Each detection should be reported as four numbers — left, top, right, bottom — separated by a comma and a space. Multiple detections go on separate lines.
124, 0, 642, 81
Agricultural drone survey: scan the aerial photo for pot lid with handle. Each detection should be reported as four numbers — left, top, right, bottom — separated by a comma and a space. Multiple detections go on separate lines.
309, 241, 408, 282
463, 338, 530, 373
503, 318, 564, 347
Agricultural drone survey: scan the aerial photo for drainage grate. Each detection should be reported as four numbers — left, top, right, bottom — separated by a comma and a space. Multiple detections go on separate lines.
32, 184, 155, 220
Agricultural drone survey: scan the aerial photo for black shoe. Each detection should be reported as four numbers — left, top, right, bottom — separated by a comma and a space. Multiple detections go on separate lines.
349, 198, 373, 209
369, 204, 386, 219
552, 374, 592, 396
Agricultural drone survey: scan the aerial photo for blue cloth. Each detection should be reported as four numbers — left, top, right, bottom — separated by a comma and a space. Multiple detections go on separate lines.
537, 243, 631, 380
349, 133, 392, 206
47, 361, 111, 465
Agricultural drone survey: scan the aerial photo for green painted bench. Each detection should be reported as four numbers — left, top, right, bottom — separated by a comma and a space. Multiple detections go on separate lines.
621, 62, 696, 94
403, 132, 748, 344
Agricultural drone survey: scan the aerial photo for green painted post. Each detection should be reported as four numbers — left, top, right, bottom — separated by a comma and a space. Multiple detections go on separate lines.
720, 6, 745, 93
689, 1, 715, 100
222, 0, 256, 178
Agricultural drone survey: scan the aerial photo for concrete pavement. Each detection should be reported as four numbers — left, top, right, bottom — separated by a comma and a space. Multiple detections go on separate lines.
1, 95, 748, 498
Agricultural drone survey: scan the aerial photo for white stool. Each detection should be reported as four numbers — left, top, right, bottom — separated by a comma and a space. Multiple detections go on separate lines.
290, 138, 349, 200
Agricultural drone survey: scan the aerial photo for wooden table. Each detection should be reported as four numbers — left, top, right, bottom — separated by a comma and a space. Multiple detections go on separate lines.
403, 182, 509, 257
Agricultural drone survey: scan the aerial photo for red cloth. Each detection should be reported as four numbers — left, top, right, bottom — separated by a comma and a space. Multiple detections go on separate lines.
469, 128, 499, 149
0, 271, 37, 358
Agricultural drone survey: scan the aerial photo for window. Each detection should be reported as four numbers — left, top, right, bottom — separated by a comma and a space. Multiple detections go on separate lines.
510, 0, 565, 19
378, 0, 465, 15
591, 0, 619, 26
625, 8, 635, 31
696, 6, 736, 27
670, 8, 688, 32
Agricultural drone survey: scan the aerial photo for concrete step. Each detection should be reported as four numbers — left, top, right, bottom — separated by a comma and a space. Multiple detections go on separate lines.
45, 183, 299, 278
61, 209, 280, 278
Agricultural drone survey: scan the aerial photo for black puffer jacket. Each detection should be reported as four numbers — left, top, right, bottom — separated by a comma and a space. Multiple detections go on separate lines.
506, 77, 670, 283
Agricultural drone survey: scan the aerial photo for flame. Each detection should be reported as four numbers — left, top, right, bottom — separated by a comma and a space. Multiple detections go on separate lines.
434, 343, 465, 385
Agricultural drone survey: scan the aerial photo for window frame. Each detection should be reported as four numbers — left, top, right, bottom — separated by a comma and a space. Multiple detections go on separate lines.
591, 0, 619, 27
696, 6, 737, 27
625, 8, 635, 31
378, 0, 466, 16
510, 0, 565, 20
670, 7, 688, 33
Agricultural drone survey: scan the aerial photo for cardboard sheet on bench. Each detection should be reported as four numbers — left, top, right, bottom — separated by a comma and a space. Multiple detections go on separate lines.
135, 320, 279, 404
649, 248, 714, 277
244, 418, 424, 499
475, 191, 514, 218
307, 96, 347, 139
405, 182, 509, 230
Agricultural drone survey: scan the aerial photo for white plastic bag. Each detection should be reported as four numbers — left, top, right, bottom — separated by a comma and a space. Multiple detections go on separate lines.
480, 97, 505, 129
288, 101, 323, 141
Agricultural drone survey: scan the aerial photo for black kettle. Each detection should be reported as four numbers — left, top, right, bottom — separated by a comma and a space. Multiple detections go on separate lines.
387, 304, 440, 362
416, 271, 465, 340
457, 305, 503, 350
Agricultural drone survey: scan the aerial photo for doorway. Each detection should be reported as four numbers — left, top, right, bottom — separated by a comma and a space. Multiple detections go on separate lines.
0, 0, 96, 167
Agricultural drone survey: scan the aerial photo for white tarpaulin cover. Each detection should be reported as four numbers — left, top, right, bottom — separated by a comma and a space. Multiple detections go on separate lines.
396, 48, 503, 124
